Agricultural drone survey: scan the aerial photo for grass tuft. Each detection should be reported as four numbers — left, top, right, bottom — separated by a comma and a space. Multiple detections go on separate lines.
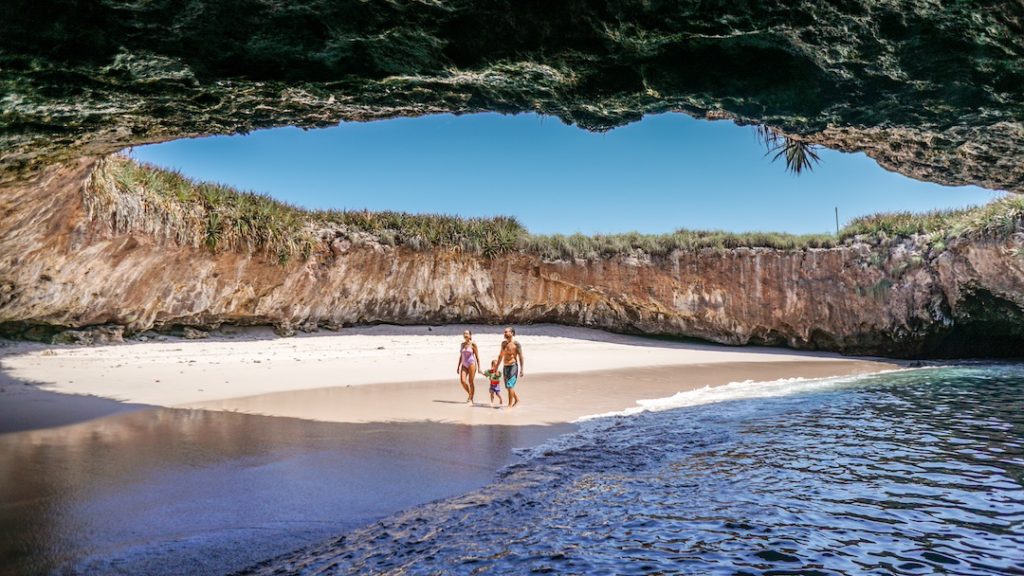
838, 195, 1024, 242
97, 155, 1023, 264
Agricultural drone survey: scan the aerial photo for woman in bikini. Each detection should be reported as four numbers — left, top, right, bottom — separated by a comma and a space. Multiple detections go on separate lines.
455, 329, 482, 404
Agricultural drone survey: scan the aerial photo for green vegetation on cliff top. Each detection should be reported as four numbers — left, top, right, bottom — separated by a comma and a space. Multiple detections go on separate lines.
103, 156, 1024, 263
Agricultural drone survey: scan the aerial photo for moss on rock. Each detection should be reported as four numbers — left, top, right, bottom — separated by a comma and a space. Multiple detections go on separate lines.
1, 1, 1022, 190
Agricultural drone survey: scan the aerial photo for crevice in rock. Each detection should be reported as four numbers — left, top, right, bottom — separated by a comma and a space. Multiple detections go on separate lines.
924, 288, 1024, 358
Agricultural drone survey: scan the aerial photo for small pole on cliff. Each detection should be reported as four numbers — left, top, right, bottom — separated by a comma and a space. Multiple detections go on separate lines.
834, 207, 840, 236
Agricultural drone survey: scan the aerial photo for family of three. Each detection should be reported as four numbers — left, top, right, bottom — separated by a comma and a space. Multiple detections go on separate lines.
456, 327, 524, 407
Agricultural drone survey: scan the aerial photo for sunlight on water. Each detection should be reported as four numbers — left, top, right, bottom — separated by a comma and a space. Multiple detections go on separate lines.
249, 365, 1024, 575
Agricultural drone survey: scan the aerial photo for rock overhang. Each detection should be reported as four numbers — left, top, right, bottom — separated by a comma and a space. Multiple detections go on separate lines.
1, 1, 1022, 190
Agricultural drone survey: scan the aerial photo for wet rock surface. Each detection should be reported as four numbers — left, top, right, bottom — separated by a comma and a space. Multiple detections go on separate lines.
1, 1, 1022, 190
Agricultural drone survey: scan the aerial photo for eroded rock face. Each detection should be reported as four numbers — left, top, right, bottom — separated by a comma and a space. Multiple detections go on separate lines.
2, 160, 1022, 357
2, 1, 1022, 190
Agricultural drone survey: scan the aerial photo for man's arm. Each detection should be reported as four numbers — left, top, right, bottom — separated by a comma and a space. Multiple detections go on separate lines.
516, 341, 524, 376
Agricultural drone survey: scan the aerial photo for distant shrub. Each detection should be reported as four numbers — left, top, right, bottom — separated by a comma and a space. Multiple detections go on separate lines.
839, 195, 1024, 242
102, 155, 1024, 264
103, 156, 527, 261
525, 229, 838, 260
106, 156, 315, 260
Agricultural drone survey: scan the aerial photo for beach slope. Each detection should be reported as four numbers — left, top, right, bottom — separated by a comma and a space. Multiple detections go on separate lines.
3, 325, 898, 426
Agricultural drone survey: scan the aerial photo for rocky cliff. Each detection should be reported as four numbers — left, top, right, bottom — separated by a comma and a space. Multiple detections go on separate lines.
2, 1, 1022, 191
3, 159, 1022, 357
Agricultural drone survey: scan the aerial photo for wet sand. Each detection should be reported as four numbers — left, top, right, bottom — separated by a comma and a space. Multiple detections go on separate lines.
0, 404, 572, 576
185, 360, 892, 426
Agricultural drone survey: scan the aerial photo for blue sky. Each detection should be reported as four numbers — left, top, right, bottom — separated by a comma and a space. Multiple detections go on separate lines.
131, 113, 1002, 235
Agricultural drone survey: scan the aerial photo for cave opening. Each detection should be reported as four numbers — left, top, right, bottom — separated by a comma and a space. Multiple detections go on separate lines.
2, 111, 1021, 358
127, 112, 1002, 238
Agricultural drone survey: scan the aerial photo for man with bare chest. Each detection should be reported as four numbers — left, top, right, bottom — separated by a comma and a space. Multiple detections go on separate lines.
495, 326, 524, 407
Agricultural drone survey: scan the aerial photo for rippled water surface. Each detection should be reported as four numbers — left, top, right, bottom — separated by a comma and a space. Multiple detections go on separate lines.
258, 366, 1024, 575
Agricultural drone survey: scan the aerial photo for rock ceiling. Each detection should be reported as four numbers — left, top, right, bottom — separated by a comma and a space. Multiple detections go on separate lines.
1, 1, 1022, 190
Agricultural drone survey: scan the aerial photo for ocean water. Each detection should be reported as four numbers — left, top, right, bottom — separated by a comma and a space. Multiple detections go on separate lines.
255, 365, 1024, 575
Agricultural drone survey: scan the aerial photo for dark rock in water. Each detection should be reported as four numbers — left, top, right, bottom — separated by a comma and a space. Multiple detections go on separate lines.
0, 1, 1022, 192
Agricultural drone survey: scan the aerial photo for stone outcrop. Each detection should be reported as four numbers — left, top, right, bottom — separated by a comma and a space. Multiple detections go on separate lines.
1, 1, 1022, 191
2, 159, 1022, 358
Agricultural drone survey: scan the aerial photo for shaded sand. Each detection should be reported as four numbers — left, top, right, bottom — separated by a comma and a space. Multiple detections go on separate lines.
2, 325, 898, 426
0, 342, 147, 434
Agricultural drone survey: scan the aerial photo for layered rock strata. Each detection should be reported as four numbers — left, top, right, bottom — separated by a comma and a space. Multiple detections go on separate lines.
2, 1, 1022, 191
2, 159, 1022, 358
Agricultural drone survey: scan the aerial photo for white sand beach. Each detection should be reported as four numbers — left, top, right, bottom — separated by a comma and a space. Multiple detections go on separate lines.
2, 324, 899, 426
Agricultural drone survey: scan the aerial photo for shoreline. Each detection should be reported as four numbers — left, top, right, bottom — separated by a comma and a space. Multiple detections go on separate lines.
0, 325, 902, 575
183, 359, 894, 426
1, 324, 901, 430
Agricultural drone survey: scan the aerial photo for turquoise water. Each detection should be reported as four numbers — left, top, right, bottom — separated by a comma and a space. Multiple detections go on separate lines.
250, 365, 1024, 575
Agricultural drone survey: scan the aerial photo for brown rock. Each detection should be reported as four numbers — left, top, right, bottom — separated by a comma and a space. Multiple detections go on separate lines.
1, 160, 1022, 358
51, 325, 125, 346
182, 327, 209, 340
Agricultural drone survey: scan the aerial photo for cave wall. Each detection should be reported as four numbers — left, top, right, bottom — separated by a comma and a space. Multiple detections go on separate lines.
3, 2, 1024, 356
3, 159, 1023, 358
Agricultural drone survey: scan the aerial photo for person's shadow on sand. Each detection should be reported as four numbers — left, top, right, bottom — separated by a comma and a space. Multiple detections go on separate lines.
432, 400, 498, 408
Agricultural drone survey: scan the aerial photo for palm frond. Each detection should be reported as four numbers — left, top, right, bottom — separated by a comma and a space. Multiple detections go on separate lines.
756, 126, 823, 175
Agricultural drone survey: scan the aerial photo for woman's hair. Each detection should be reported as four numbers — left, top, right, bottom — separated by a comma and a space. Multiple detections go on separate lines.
464, 330, 472, 337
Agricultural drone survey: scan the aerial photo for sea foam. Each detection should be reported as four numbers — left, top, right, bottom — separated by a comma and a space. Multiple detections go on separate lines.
575, 368, 909, 422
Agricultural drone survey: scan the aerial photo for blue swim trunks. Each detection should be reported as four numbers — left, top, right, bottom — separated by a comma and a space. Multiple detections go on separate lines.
503, 363, 519, 389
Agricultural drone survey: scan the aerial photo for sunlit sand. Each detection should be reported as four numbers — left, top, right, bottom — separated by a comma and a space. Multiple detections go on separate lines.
3, 324, 898, 426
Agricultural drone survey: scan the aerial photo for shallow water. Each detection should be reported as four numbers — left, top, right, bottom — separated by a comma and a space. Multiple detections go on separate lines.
0, 405, 566, 575
251, 365, 1024, 575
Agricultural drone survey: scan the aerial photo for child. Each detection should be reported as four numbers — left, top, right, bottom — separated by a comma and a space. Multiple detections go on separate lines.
483, 360, 503, 407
